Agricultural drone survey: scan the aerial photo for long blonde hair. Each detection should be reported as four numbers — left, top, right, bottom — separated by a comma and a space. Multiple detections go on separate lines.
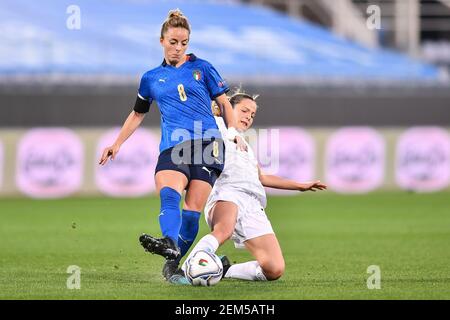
211, 87, 259, 116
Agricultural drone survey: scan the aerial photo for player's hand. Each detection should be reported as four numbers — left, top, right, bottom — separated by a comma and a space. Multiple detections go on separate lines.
99, 144, 120, 165
298, 180, 327, 192
234, 135, 248, 152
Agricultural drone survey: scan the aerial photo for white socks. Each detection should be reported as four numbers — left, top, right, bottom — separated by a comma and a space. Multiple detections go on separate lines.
181, 234, 219, 271
224, 261, 268, 281
182, 234, 268, 281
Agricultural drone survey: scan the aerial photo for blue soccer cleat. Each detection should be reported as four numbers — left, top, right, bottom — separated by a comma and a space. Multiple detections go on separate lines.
168, 274, 190, 285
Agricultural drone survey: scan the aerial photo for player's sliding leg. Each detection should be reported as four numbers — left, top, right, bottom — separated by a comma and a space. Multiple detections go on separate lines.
210, 200, 239, 245
139, 170, 187, 261
224, 234, 285, 281
181, 201, 238, 272
223, 261, 267, 281
180, 237, 232, 278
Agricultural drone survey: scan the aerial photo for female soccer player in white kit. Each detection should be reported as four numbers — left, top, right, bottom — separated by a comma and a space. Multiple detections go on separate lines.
183, 90, 327, 281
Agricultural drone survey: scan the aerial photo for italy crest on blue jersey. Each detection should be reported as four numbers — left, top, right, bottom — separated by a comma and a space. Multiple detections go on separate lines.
134, 54, 230, 152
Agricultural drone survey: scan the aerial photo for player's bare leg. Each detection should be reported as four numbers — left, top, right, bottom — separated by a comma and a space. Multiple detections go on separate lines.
223, 234, 285, 281
184, 179, 212, 212
243, 234, 285, 280
205, 201, 238, 276
155, 170, 188, 195
181, 201, 238, 276
209, 201, 238, 245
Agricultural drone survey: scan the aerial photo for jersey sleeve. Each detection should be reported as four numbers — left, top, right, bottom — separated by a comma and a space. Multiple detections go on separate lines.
203, 62, 230, 100
214, 116, 228, 137
134, 73, 153, 113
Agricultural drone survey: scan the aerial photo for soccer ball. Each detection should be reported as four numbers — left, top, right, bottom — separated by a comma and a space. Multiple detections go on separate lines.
184, 250, 223, 286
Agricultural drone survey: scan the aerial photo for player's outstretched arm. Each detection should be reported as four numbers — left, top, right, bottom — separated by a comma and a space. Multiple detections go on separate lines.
258, 166, 327, 192
98, 111, 146, 165
214, 93, 236, 128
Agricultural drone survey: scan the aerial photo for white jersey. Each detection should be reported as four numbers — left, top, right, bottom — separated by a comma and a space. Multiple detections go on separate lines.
213, 117, 267, 207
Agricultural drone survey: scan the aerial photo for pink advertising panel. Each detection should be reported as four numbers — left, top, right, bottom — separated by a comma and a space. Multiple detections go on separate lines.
256, 127, 315, 195
16, 128, 84, 198
326, 127, 385, 193
96, 128, 159, 197
396, 127, 450, 192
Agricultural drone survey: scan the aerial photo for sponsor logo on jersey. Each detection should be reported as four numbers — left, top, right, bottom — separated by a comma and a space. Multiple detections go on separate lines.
193, 70, 201, 81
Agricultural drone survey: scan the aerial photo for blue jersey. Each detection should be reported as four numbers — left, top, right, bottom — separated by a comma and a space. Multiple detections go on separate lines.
134, 54, 229, 152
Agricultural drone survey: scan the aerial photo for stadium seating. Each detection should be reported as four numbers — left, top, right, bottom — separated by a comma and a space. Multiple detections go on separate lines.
0, 0, 440, 81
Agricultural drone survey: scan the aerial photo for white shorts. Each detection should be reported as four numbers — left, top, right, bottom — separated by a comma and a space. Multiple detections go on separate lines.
204, 188, 274, 249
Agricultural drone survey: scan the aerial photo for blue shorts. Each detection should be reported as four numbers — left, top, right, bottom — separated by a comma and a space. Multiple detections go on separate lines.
155, 139, 225, 187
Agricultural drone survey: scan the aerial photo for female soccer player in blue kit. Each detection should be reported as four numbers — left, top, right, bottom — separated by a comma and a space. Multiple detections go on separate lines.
99, 9, 245, 283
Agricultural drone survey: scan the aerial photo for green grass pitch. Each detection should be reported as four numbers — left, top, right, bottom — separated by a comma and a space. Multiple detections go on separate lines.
0, 192, 449, 300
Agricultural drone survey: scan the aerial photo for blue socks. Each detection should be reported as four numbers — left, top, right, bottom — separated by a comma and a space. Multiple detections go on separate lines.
158, 187, 182, 243
157, 187, 201, 262
178, 209, 201, 260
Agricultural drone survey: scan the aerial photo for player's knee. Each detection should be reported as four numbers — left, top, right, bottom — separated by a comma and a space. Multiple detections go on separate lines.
183, 202, 203, 212
261, 260, 285, 281
264, 266, 284, 281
